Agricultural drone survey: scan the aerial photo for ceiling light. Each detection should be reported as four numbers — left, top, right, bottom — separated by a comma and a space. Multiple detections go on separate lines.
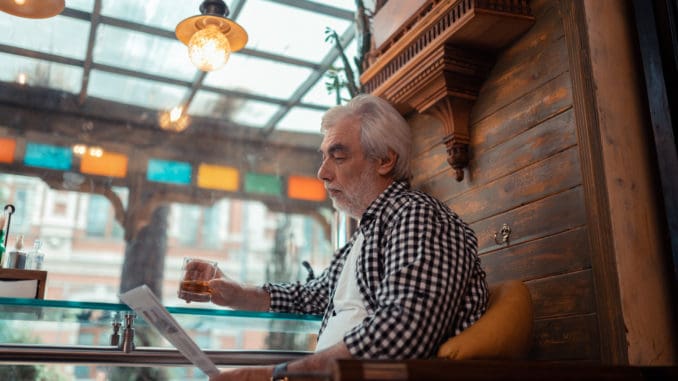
159, 106, 190, 132
176, 0, 248, 72
0, 0, 64, 19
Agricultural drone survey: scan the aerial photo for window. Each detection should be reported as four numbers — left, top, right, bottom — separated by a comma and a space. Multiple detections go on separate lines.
86, 195, 109, 237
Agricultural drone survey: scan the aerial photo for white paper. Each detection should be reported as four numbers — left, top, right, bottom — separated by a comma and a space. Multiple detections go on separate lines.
0, 279, 38, 298
119, 285, 220, 377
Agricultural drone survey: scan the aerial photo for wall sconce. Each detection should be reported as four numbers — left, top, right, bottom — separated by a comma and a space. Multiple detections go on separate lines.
0, 0, 64, 19
175, 0, 248, 72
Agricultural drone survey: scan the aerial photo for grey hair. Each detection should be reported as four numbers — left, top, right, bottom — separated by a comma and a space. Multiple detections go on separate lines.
320, 94, 412, 182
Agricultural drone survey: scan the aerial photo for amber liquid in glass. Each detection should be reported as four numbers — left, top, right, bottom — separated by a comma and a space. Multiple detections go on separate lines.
180, 280, 210, 294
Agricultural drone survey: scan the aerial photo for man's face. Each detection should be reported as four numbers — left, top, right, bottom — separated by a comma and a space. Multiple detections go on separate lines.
317, 117, 382, 219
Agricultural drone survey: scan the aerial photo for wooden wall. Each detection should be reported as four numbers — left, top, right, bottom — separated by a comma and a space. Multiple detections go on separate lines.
408, 0, 599, 361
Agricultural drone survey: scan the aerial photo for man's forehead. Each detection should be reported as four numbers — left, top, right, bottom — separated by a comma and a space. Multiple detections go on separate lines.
320, 119, 360, 152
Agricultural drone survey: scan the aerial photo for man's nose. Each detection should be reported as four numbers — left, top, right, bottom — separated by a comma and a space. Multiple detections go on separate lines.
317, 160, 332, 181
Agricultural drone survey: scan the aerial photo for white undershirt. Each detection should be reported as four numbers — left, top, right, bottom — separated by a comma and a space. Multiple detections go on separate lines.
315, 232, 368, 352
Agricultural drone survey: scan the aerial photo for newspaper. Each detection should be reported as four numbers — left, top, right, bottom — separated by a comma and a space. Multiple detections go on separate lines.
119, 285, 220, 377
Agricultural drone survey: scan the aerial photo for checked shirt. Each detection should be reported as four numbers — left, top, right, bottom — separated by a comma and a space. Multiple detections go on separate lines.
263, 181, 488, 359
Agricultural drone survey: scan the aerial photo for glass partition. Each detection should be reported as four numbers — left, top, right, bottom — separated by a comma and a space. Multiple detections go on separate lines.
0, 296, 321, 380
0, 297, 320, 349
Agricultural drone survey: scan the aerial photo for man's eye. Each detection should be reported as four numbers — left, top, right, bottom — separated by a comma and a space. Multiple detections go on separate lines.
333, 156, 346, 162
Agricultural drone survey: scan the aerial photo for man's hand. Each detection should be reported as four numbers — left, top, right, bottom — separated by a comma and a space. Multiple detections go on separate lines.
208, 277, 250, 307
209, 366, 273, 381
181, 259, 271, 311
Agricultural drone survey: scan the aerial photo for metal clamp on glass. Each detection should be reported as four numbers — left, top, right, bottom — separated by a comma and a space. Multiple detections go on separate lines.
110, 315, 121, 347
121, 312, 136, 353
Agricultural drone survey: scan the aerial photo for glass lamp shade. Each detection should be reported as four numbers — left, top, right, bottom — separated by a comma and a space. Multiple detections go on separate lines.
0, 0, 64, 18
188, 25, 232, 72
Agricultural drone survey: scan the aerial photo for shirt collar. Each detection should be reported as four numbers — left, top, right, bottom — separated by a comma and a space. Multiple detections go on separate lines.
359, 180, 410, 226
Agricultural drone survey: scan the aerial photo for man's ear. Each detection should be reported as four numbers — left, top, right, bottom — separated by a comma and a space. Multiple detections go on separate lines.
377, 150, 397, 175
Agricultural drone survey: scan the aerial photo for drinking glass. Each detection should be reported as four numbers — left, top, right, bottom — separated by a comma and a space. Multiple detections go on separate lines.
178, 257, 217, 302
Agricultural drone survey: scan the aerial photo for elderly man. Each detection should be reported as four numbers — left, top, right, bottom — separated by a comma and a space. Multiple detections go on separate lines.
192, 94, 488, 381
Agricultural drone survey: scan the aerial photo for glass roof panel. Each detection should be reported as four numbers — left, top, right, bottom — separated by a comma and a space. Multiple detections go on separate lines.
0, 53, 82, 93
100, 0, 199, 31
203, 54, 312, 100
231, 99, 282, 127
0, 14, 89, 60
94, 24, 197, 81
238, 0, 352, 62
88, 69, 186, 110
66, 0, 95, 12
303, 38, 359, 107
1, 0, 358, 137
301, 75, 346, 108
189, 91, 281, 127
277, 106, 326, 134
313, 0, 358, 11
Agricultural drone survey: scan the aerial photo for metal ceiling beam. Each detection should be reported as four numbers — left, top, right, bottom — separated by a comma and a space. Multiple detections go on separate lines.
182, 71, 208, 108
272, 0, 354, 19
0, 43, 82, 66
78, 0, 102, 105
229, 0, 247, 19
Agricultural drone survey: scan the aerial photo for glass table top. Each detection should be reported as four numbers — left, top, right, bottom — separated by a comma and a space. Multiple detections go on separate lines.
0, 297, 321, 351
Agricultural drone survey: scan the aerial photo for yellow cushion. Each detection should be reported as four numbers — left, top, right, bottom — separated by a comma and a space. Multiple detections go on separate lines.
437, 280, 534, 360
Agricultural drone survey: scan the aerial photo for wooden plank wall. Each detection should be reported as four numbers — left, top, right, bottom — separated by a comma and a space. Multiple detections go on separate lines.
408, 0, 598, 361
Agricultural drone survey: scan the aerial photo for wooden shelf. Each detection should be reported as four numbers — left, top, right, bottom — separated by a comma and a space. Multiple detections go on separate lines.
0, 268, 47, 299
361, 0, 535, 181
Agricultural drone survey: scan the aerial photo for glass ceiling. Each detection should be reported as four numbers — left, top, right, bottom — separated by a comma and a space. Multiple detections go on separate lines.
0, 0, 358, 135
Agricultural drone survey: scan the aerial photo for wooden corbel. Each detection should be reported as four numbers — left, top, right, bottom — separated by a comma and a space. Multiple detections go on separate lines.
361, 0, 535, 181
429, 97, 473, 181
403, 43, 492, 181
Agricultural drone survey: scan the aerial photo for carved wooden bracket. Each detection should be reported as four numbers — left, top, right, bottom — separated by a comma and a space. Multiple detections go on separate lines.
361, 0, 535, 181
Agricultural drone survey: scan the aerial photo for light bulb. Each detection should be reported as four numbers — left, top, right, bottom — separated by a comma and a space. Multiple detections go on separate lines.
188, 24, 231, 72
169, 106, 183, 122
159, 107, 190, 132
73, 144, 86, 156
88, 146, 104, 158
17, 72, 27, 85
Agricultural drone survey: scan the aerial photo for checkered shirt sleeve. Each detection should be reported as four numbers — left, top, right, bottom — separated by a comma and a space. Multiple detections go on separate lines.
263, 266, 334, 315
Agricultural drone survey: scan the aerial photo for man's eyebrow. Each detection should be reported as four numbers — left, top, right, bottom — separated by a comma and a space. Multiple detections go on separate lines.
319, 143, 349, 155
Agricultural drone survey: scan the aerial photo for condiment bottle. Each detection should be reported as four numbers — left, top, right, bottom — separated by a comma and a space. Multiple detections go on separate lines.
7, 235, 27, 269
29, 239, 45, 270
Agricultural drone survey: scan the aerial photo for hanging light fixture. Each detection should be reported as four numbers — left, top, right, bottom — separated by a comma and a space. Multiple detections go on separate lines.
0, 0, 64, 19
175, 0, 248, 72
159, 106, 191, 132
